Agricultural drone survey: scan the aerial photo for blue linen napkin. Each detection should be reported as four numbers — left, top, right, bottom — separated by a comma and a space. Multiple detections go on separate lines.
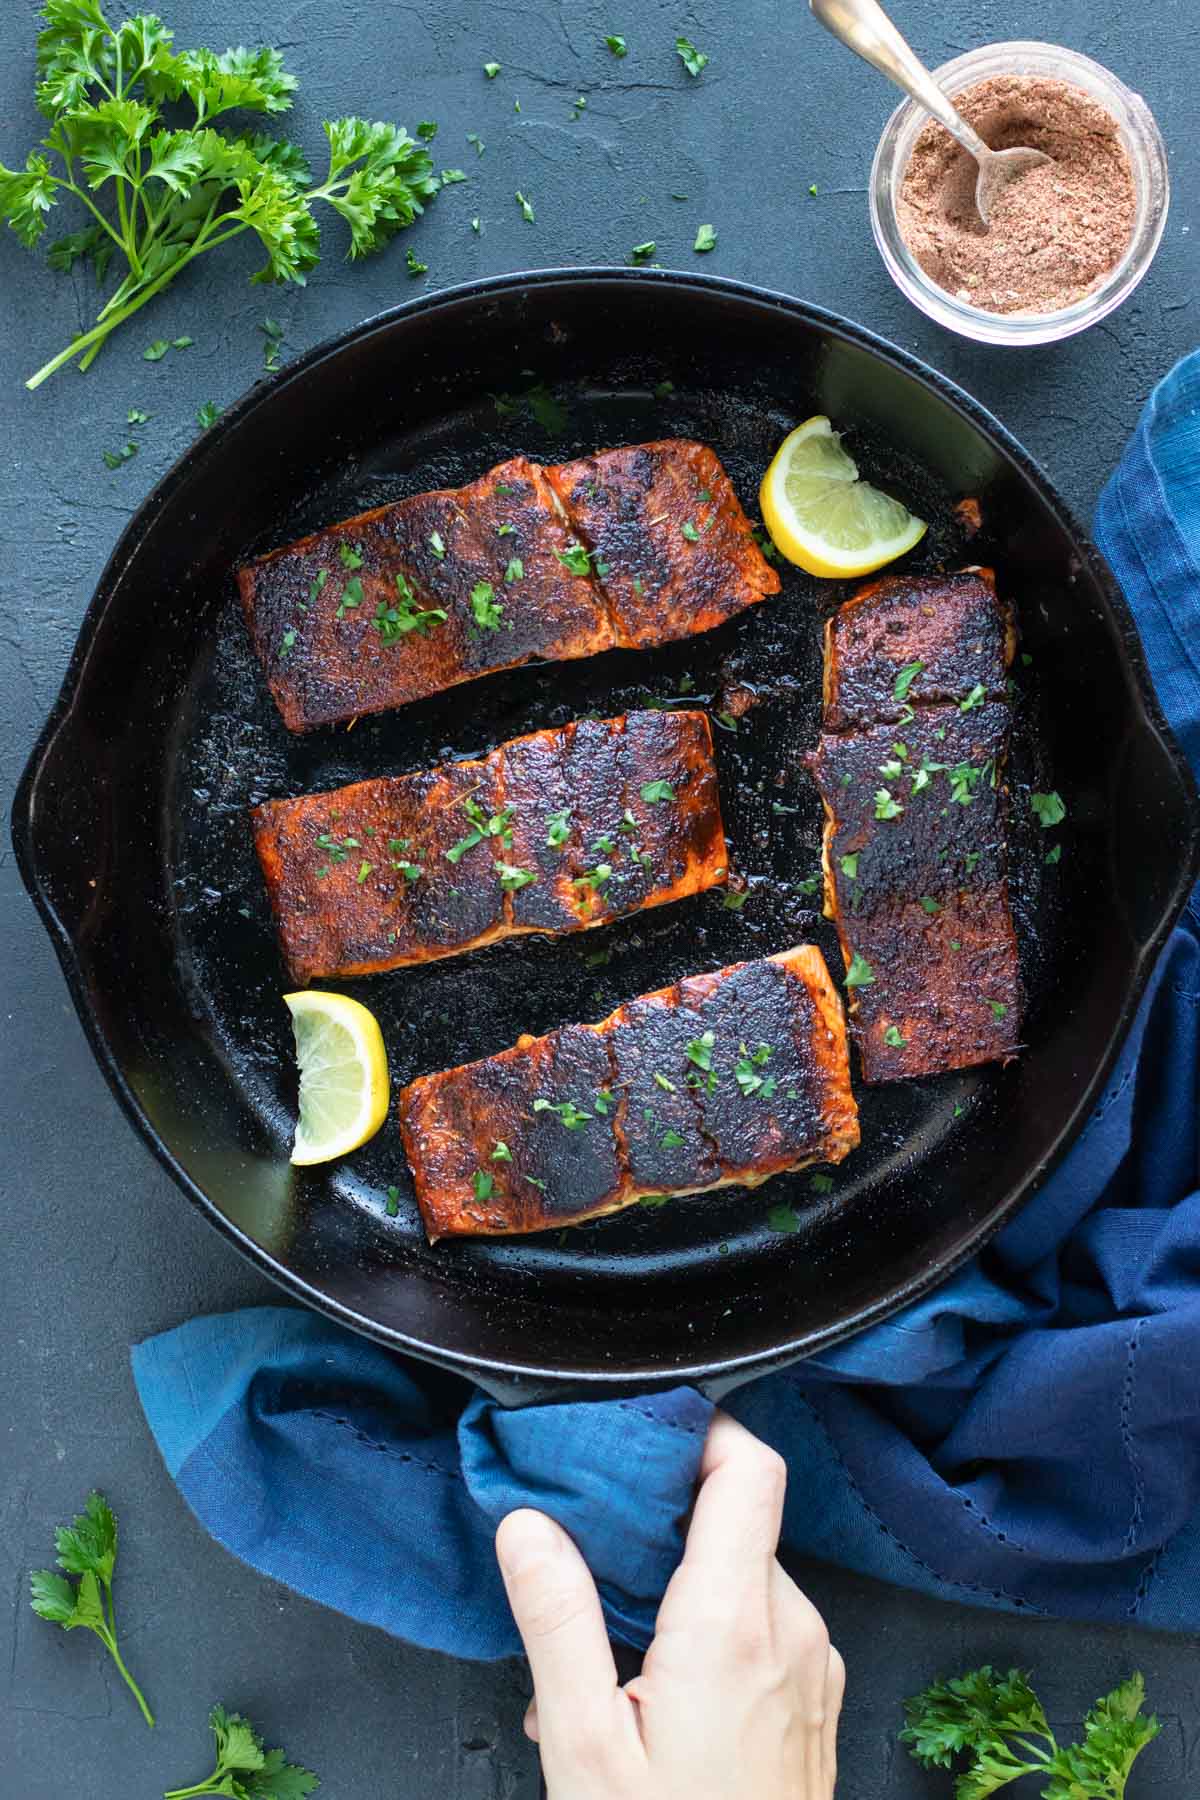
132, 351, 1200, 1658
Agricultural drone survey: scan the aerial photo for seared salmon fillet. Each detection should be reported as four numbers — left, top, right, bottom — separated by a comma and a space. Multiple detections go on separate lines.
238, 441, 780, 731
822, 569, 1015, 732
546, 441, 780, 648
398, 946, 859, 1239
252, 710, 727, 983
810, 695, 1020, 1082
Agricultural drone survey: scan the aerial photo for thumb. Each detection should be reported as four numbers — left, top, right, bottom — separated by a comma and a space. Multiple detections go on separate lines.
496, 1509, 619, 1724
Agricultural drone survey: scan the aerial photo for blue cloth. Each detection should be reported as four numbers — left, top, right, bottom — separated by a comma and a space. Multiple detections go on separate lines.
132, 352, 1200, 1658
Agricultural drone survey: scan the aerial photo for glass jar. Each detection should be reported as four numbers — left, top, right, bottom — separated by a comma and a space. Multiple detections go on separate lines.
869, 41, 1170, 347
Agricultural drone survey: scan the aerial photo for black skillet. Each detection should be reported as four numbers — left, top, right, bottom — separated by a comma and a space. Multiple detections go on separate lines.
13, 269, 1199, 1405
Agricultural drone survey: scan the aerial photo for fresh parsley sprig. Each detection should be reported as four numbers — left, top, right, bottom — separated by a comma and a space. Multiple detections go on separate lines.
29, 1491, 155, 1728
901, 1665, 1159, 1799
3, 3, 441, 388
163, 1703, 318, 1800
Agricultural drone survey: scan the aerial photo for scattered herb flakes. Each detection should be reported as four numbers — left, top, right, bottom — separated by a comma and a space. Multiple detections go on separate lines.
685, 1030, 715, 1073
143, 339, 169, 361
1031, 790, 1067, 829
948, 761, 982, 806
1045, 843, 1063, 865
845, 951, 875, 989
808, 183, 818, 197
949, 938, 962, 950
960, 682, 986, 712
429, 530, 446, 559
721, 888, 748, 910
734, 1042, 774, 1099
874, 788, 903, 820
883, 1024, 907, 1047
631, 239, 656, 262
555, 542, 592, 577
385, 1185, 401, 1215
796, 872, 821, 897
356, 860, 372, 883
654, 378, 676, 398
533, 1097, 593, 1129
471, 580, 505, 630
893, 659, 925, 702
417, 121, 438, 141
583, 945, 611, 969
839, 852, 859, 879
102, 441, 138, 469
676, 35, 709, 76
126, 406, 149, 425
964, 849, 981, 873
484, 61, 501, 77
471, 216, 481, 233
545, 808, 572, 848
641, 1192, 671, 1209
767, 1203, 799, 1234
372, 575, 446, 642
308, 568, 329, 605
605, 33, 628, 55
440, 168, 468, 185
693, 222, 717, 252
196, 400, 222, 429
919, 895, 940, 915
661, 1127, 686, 1149
278, 627, 297, 659
339, 541, 365, 570
496, 860, 537, 892
594, 1088, 614, 1115
472, 1169, 495, 1202
987, 999, 1009, 1019
681, 519, 700, 541
810, 1172, 834, 1194
772, 800, 799, 815
467, 132, 485, 156
515, 190, 535, 223
953, 1102, 965, 1118
714, 709, 738, 732
653, 1071, 676, 1092
171, 335, 194, 350
571, 95, 587, 118
640, 779, 675, 804
406, 246, 427, 277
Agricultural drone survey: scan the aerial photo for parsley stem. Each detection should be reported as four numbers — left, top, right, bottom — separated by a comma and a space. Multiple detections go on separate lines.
105, 1625, 156, 1727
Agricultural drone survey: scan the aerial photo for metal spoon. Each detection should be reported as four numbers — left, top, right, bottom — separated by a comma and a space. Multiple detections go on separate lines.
809, 0, 1050, 225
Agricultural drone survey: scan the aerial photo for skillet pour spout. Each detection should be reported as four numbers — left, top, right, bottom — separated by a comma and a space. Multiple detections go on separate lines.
13, 270, 1200, 1404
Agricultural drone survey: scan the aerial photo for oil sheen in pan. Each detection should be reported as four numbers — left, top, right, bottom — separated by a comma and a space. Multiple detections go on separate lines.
170, 375, 1062, 1289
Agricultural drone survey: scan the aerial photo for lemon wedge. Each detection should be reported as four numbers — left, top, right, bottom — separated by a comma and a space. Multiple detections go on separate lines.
759, 416, 927, 577
284, 990, 390, 1165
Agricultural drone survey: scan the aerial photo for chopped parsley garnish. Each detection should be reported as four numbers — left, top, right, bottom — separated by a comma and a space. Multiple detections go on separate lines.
619, 808, 639, 835
496, 522, 515, 536
1031, 790, 1067, 829
796, 873, 821, 897
574, 862, 613, 891
722, 888, 748, 909
339, 542, 364, 570
546, 809, 572, 847
594, 1089, 614, 1115
767, 1203, 800, 1234
416, 121, 438, 141
772, 800, 799, 815
1045, 843, 1063, 865
948, 762, 982, 806
893, 659, 925, 703
897, 702, 916, 725
714, 710, 739, 732
810, 1172, 834, 1194
641, 1193, 671, 1209
515, 190, 535, 223
879, 756, 904, 779
143, 340, 168, 361
629, 845, 652, 868
839, 852, 859, 879
605, 33, 627, 54
503, 557, 524, 583
883, 1025, 907, 1047
440, 168, 467, 185
555, 542, 593, 576
661, 1128, 686, 1149
533, 1097, 592, 1129
639, 779, 675, 804
693, 222, 717, 252
950, 938, 962, 950
279, 628, 297, 659
988, 1000, 1009, 1019
391, 856, 422, 880
126, 406, 149, 426
496, 861, 537, 892
960, 682, 986, 712
653, 1071, 676, 1092
483, 61, 501, 77
196, 400, 222, 429
919, 896, 940, 914
734, 1042, 776, 1100
429, 530, 446, 558
467, 132, 485, 156
844, 951, 875, 989
471, 581, 505, 630
445, 797, 514, 864
356, 860, 372, 883
681, 520, 700, 541
686, 1030, 715, 1072
373, 573, 447, 641
102, 441, 138, 468
631, 240, 656, 262
490, 1141, 513, 1163
526, 1175, 547, 1190
655, 378, 676, 398
964, 849, 981, 873
336, 575, 364, 618
592, 833, 617, 855
314, 831, 359, 865
309, 568, 329, 603
385, 1185, 401, 1216
874, 788, 903, 820
472, 1169, 495, 1202
406, 247, 427, 278
676, 35, 709, 75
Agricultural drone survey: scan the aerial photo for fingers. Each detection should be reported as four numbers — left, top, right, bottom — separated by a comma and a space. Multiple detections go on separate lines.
823, 1644, 845, 1789
682, 1410, 788, 1602
495, 1509, 619, 1726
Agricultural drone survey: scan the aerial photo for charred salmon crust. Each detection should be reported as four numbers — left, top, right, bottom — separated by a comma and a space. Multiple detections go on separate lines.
238, 442, 779, 731
822, 569, 1015, 732
251, 710, 727, 983
398, 945, 859, 1241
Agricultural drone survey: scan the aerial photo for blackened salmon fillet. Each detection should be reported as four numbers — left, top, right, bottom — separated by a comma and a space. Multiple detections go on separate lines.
811, 569, 1020, 1083
238, 441, 780, 731
252, 710, 727, 983
398, 946, 859, 1240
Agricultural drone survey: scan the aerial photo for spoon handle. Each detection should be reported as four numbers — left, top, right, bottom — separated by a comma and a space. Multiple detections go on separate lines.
809, 0, 991, 163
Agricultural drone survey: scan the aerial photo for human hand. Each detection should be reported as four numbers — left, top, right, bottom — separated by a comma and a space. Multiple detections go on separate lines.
495, 1409, 843, 1799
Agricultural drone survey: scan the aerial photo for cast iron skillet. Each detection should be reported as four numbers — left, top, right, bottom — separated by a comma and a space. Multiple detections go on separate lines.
13, 270, 1199, 1404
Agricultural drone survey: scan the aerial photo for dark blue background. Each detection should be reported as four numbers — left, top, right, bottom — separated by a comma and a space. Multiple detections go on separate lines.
2, 1, 1198, 1793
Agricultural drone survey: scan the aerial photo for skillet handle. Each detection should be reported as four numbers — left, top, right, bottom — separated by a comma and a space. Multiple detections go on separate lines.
12, 708, 114, 963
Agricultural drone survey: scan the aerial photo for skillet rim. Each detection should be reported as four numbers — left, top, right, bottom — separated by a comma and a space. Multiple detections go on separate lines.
12, 265, 1200, 1396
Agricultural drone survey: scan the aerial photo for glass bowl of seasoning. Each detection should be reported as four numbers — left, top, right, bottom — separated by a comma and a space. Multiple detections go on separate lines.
869, 41, 1169, 346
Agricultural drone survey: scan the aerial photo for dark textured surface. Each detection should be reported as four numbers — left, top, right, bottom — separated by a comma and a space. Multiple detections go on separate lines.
2, 2, 1198, 1795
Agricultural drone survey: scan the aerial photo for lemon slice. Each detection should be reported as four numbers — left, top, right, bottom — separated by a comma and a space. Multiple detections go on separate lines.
284, 991, 390, 1165
759, 415, 927, 577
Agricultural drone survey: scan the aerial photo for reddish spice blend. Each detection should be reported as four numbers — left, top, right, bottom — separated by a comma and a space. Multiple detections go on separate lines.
896, 74, 1136, 315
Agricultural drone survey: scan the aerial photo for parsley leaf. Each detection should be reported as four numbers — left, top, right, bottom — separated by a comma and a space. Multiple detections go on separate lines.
675, 35, 709, 76
483, 61, 501, 78
470, 580, 504, 630
545, 808, 572, 847
163, 1702, 319, 1799
371, 573, 446, 642
844, 951, 875, 989
883, 1024, 907, 1047
196, 399, 222, 429
960, 681, 986, 712
555, 542, 593, 576
639, 779, 675, 804
533, 1097, 593, 1129
9, 14, 442, 390
30, 1492, 154, 1727
874, 788, 903, 820
694, 222, 717, 252
839, 852, 859, 879
1031, 790, 1067, 829
893, 659, 925, 703
495, 860, 536, 892
631, 239, 656, 262
605, 34, 628, 55
767, 1202, 800, 1234
515, 189, 535, 223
